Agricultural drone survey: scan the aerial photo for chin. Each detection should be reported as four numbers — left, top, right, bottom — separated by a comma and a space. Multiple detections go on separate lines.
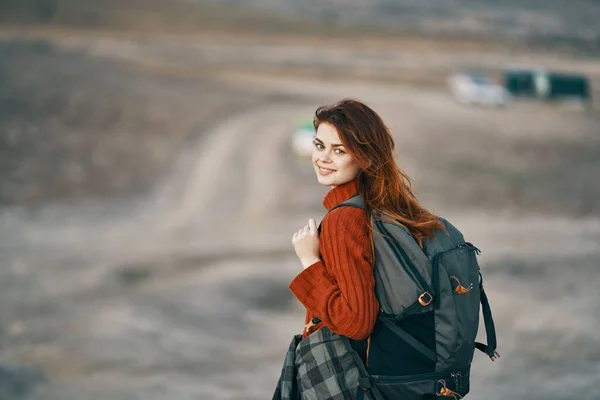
316, 174, 334, 186
316, 177, 331, 186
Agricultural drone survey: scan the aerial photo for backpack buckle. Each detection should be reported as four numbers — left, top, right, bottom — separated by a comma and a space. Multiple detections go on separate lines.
304, 317, 321, 334
357, 376, 371, 390
418, 292, 433, 306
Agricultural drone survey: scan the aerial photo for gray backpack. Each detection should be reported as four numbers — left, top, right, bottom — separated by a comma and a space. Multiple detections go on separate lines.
314, 195, 498, 400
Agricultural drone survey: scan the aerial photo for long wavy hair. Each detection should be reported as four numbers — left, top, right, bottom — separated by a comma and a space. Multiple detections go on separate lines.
314, 99, 444, 247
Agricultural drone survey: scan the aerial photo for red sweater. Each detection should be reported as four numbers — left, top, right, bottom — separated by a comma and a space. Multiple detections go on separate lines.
289, 179, 379, 340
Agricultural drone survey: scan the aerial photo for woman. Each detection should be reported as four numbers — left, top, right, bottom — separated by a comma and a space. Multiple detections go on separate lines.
290, 99, 444, 343
273, 99, 497, 400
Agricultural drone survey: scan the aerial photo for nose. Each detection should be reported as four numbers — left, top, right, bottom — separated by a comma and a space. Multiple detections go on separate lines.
319, 155, 332, 164
319, 149, 333, 163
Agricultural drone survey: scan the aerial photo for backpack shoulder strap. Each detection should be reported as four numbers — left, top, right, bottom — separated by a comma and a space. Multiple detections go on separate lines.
318, 194, 364, 235
330, 194, 364, 212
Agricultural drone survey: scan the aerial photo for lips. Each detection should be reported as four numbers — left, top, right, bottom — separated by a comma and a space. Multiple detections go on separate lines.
317, 165, 336, 176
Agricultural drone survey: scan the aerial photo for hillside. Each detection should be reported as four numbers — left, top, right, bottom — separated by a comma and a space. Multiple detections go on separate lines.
2, 0, 600, 52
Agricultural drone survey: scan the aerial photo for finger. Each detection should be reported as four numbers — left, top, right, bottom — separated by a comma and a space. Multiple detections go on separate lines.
309, 219, 317, 232
303, 225, 310, 233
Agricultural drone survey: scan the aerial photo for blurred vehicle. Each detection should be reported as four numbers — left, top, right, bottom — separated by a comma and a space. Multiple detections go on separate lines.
503, 67, 592, 106
448, 71, 510, 107
291, 119, 315, 158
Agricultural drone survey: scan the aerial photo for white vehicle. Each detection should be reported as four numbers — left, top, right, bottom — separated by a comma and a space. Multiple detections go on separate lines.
448, 72, 510, 107
291, 120, 315, 158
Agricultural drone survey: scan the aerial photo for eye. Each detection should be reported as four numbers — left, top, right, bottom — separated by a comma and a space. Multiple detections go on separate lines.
334, 148, 345, 154
314, 142, 325, 150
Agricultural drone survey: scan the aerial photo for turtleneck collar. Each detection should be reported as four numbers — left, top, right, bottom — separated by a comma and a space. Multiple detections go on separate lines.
323, 178, 360, 211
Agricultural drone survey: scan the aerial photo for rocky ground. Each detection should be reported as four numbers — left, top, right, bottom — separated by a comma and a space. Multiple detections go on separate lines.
0, 29, 599, 399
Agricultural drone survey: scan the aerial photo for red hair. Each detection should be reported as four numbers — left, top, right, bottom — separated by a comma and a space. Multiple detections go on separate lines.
314, 99, 444, 246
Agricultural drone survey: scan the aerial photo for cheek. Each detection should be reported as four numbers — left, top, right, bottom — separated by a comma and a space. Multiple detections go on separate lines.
311, 150, 318, 164
350, 163, 361, 176
340, 157, 361, 175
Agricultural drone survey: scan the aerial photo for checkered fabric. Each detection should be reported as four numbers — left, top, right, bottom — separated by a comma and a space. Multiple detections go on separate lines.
273, 328, 371, 400
273, 334, 303, 400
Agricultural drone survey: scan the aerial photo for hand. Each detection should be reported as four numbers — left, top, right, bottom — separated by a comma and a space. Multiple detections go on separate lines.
292, 219, 321, 269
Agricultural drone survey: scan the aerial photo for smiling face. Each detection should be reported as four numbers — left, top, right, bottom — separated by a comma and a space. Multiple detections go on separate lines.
312, 122, 361, 188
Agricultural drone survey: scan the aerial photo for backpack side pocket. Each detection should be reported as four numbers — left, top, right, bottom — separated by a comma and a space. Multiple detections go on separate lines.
432, 243, 481, 370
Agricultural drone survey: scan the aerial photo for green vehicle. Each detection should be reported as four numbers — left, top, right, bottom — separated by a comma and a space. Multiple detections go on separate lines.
503, 67, 592, 104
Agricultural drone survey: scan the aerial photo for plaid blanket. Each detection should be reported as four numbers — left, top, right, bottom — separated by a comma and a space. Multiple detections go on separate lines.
272, 334, 302, 400
272, 328, 374, 400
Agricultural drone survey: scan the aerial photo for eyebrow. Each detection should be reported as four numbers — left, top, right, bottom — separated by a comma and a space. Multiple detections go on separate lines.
313, 137, 344, 147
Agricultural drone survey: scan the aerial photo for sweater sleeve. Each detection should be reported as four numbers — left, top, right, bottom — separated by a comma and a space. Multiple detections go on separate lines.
289, 207, 379, 340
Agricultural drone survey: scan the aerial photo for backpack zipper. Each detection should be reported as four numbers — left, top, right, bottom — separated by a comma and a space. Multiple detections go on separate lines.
451, 372, 462, 392
434, 242, 481, 261
373, 371, 457, 384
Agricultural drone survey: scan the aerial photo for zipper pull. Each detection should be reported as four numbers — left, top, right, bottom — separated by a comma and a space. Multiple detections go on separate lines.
459, 242, 481, 255
450, 276, 474, 295
437, 379, 463, 399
